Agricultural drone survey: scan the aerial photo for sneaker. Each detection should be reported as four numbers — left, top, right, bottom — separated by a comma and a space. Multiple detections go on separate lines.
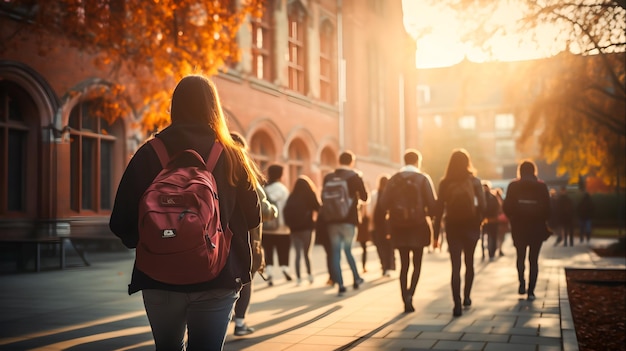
234, 324, 255, 336
353, 278, 364, 289
308, 274, 314, 284
453, 306, 462, 317
296, 278, 302, 286
267, 276, 273, 287
463, 298, 472, 307
338, 286, 347, 296
527, 293, 536, 301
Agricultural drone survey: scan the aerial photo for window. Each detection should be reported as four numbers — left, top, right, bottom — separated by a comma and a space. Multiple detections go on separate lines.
417, 85, 430, 105
495, 139, 515, 159
249, 132, 275, 173
68, 100, 117, 213
319, 20, 335, 104
287, 139, 309, 187
287, 2, 307, 94
0, 81, 36, 216
495, 113, 515, 130
458, 115, 476, 130
251, 1, 274, 80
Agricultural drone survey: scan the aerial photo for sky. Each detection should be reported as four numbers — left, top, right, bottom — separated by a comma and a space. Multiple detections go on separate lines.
401, 0, 564, 68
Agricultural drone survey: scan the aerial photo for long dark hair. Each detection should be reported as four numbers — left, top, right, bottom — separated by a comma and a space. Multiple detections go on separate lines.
291, 175, 317, 198
442, 148, 475, 182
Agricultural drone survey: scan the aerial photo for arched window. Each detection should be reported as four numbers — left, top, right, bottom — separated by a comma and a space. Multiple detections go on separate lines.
249, 131, 276, 173
320, 147, 336, 179
287, 138, 309, 188
287, 2, 307, 94
68, 99, 120, 213
0, 81, 37, 217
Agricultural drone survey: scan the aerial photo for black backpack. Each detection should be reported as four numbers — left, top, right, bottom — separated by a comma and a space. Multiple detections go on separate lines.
387, 173, 425, 229
484, 191, 500, 218
446, 178, 477, 221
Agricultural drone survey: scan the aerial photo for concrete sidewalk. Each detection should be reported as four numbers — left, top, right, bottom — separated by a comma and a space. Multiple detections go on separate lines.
0, 235, 624, 351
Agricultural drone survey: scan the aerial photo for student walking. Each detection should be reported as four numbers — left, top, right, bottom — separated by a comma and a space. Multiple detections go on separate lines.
556, 186, 575, 246
371, 175, 395, 277
109, 75, 262, 350
432, 148, 486, 317
503, 160, 551, 301
378, 149, 437, 313
321, 151, 368, 296
283, 175, 320, 285
263, 164, 292, 286
230, 132, 277, 336
481, 181, 501, 260
577, 189, 594, 243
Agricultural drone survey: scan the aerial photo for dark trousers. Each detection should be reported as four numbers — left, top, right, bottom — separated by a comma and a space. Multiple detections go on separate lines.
482, 223, 499, 258
515, 242, 542, 294
446, 233, 479, 307
262, 233, 291, 267
373, 230, 395, 271
397, 247, 424, 300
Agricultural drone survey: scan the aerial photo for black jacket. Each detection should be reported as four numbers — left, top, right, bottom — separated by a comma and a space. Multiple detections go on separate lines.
503, 175, 550, 246
284, 185, 320, 231
109, 123, 260, 294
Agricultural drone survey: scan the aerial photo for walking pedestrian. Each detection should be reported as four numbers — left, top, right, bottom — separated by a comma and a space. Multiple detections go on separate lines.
432, 148, 486, 317
263, 164, 292, 286
556, 186, 575, 246
503, 160, 551, 301
371, 175, 395, 277
494, 187, 508, 256
283, 175, 320, 285
356, 202, 372, 273
321, 150, 368, 296
549, 188, 562, 246
109, 75, 262, 350
378, 149, 437, 313
230, 132, 277, 336
577, 188, 594, 243
481, 181, 500, 260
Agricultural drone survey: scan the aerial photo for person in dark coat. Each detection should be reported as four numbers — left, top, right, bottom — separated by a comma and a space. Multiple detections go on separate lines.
503, 160, 551, 301
371, 175, 395, 277
577, 189, 594, 243
432, 148, 486, 317
378, 149, 437, 313
284, 175, 320, 285
556, 185, 575, 246
109, 75, 261, 350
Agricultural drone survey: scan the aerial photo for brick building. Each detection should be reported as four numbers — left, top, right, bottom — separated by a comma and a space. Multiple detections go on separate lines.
0, 0, 417, 246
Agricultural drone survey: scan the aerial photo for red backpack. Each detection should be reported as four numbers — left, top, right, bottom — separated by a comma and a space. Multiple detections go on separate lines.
136, 137, 232, 285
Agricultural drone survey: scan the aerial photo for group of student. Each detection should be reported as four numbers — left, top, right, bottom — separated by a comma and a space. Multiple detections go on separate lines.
108, 74, 556, 350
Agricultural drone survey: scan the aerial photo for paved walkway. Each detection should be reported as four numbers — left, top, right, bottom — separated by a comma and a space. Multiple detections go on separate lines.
0, 235, 624, 351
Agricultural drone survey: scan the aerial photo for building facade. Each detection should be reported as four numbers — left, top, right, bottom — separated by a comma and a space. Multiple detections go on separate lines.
0, 0, 417, 242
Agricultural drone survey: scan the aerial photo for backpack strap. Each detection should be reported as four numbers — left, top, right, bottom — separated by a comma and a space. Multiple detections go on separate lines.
206, 142, 224, 171
149, 137, 170, 168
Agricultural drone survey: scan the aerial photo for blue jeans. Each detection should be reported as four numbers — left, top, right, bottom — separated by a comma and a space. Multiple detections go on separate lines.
142, 288, 239, 350
328, 223, 361, 288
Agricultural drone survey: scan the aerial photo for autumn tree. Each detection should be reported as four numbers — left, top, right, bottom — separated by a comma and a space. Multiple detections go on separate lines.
0, 0, 263, 132
423, 0, 625, 187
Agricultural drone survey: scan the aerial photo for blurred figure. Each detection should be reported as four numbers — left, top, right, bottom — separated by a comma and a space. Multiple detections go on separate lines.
549, 188, 562, 246
283, 175, 320, 285
556, 186, 575, 247
432, 149, 486, 317
322, 151, 368, 296
481, 181, 500, 260
378, 149, 437, 313
263, 164, 292, 285
356, 201, 372, 273
577, 189, 595, 243
230, 132, 276, 336
371, 175, 395, 276
503, 160, 551, 301
494, 188, 508, 257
